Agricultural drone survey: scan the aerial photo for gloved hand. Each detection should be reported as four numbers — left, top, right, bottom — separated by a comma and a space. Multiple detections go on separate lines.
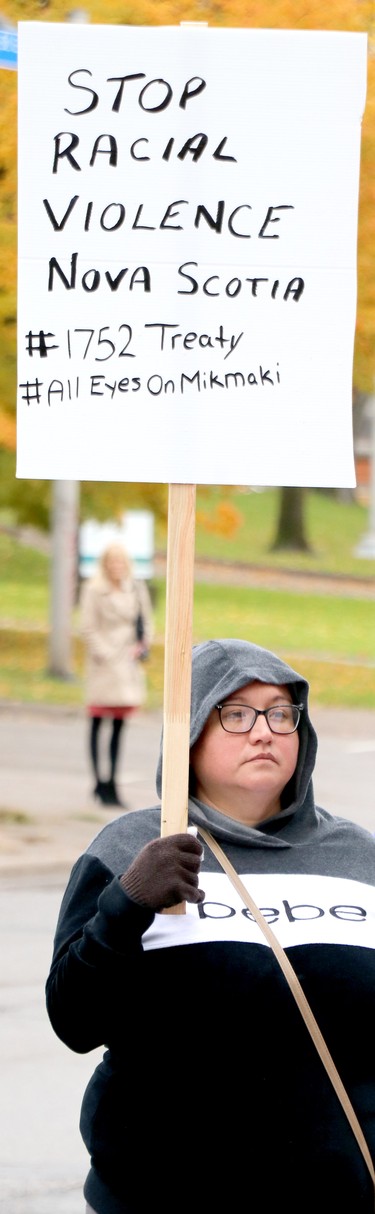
119, 833, 205, 910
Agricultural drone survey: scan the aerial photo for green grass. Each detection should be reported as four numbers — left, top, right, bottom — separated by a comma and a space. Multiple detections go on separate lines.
1, 628, 374, 710
0, 559, 374, 710
0, 494, 374, 710
190, 583, 375, 661
0, 531, 51, 624
157, 487, 375, 577
1, 487, 374, 628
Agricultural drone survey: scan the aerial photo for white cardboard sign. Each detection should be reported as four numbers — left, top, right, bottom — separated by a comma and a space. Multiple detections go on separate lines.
16, 23, 367, 485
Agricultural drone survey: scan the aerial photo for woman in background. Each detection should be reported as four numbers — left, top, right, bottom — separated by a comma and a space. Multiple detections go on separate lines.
80, 542, 153, 808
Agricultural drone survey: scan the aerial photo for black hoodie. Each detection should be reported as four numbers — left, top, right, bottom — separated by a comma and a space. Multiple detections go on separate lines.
46, 639, 375, 1214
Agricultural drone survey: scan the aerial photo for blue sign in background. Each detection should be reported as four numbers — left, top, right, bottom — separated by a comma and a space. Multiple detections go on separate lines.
0, 29, 17, 69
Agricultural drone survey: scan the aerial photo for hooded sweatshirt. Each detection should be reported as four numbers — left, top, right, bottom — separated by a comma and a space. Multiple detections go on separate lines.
46, 640, 375, 1214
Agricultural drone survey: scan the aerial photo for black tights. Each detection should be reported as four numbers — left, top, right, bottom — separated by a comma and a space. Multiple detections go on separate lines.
89, 716, 125, 783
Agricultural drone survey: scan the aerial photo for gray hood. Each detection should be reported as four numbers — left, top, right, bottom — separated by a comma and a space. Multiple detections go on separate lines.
156, 638, 318, 821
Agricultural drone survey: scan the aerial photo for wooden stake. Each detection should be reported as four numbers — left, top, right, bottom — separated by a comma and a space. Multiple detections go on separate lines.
161, 483, 196, 913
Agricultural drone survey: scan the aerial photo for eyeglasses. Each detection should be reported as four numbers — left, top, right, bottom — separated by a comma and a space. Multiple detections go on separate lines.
215, 702, 303, 735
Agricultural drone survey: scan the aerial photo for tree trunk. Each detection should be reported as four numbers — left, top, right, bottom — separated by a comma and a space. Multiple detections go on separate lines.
270, 486, 312, 553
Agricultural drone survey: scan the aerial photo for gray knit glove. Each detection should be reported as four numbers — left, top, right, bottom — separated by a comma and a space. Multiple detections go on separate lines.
120, 833, 205, 910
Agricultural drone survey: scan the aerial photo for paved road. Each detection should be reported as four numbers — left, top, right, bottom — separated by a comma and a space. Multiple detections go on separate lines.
0, 705, 163, 874
0, 871, 100, 1214
0, 706, 163, 1212
0, 703, 374, 1212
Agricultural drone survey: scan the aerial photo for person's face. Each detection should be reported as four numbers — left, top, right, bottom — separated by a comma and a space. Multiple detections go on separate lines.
104, 549, 127, 585
190, 681, 299, 825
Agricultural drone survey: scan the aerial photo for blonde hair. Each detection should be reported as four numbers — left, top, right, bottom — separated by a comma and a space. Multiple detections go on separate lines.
99, 542, 132, 582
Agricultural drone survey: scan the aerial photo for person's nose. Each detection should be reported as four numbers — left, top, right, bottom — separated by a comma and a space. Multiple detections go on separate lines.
248, 712, 272, 742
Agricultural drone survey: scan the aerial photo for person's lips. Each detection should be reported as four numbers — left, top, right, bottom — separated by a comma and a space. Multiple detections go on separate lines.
247, 753, 276, 762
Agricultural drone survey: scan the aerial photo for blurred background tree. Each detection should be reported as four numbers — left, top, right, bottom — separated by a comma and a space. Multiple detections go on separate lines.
0, 0, 374, 547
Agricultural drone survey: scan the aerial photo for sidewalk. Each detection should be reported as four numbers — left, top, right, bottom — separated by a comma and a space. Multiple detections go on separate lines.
0, 704, 163, 876
0, 705, 164, 1213
0, 870, 104, 1214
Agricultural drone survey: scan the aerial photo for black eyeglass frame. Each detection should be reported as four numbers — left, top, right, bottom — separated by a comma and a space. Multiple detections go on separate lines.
215, 702, 304, 735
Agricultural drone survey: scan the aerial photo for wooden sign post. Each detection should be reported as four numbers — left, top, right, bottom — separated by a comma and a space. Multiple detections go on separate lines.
160, 483, 196, 912
161, 482, 196, 840
161, 20, 201, 872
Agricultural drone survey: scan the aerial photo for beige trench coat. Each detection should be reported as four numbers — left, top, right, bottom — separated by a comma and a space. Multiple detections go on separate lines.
80, 574, 153, 708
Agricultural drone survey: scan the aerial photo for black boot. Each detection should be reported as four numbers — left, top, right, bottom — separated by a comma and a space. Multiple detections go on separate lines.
106, 777, 126, 808
93, 779, 112, 805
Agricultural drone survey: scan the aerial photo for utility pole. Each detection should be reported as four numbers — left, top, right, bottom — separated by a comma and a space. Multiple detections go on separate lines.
355, 394, 375, 558
47, 7, 87, 678
48, 480, 79, 678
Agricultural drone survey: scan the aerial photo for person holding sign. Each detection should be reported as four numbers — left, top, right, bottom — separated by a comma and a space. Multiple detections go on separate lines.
80, 542, 153, 807
46, 638, 375, 1213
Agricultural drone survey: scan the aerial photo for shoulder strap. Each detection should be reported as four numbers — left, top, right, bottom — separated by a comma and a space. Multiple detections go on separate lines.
197, 825, 375, 1189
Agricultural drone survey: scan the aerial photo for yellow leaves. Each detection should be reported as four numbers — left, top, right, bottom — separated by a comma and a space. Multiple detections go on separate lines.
2, 0, 373, 29
145, 1, 375, 33
0, 73, 17, 210
196, 499, 243, 537
0, 407, 16, 450
0, 224, 16, 296
0, 1, 68, 19
80, 481, 169, 525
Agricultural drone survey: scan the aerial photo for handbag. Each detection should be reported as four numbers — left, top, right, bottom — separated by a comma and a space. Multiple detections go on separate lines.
197, 825, 375, 1192
135, 590, 149, 660
135, 610, 145, 643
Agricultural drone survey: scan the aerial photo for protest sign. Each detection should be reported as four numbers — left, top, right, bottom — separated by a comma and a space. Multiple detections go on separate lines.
16, 23, 368, 865
17, 23, 367, 487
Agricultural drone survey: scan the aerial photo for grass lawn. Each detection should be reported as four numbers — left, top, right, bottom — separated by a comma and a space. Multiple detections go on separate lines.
157, 487, 375, 577
0, 526, 374, 709
1, 630, 374, 710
